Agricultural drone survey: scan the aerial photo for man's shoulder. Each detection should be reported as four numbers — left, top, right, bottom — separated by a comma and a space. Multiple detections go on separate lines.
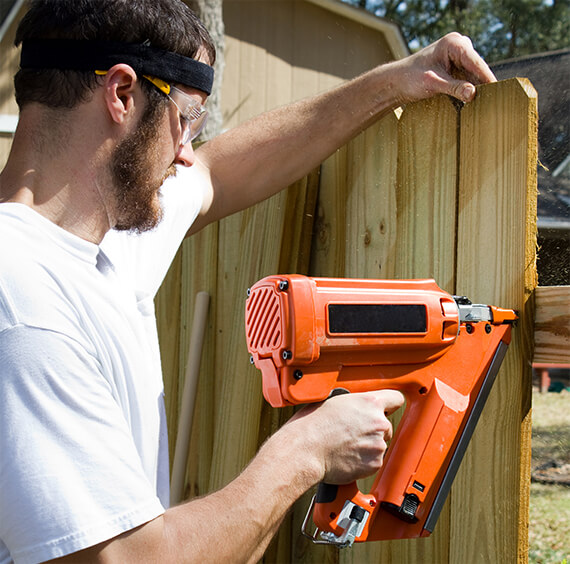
0, 207, 92, 333
0, 249, 69, 335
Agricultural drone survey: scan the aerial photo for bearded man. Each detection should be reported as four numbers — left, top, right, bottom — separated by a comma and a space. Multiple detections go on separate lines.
0, 1, 496, 562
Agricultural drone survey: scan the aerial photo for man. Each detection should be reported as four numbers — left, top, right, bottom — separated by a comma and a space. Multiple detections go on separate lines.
0, 1, 496, 562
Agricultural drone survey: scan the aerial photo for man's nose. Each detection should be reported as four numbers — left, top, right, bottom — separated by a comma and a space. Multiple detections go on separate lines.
175, 142, 196, 167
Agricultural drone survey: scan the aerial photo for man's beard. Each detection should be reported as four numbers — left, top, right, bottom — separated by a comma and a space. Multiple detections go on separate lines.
110, 101, 177, 233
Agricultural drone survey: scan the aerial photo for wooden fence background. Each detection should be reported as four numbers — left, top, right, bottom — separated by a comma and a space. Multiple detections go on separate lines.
155, 77, 538, 563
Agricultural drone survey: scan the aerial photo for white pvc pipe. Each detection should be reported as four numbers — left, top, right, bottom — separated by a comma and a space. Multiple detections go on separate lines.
170, 291, 210, 506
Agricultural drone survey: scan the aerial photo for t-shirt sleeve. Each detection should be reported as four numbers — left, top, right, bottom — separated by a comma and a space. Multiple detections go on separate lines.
0, 324, 164, 563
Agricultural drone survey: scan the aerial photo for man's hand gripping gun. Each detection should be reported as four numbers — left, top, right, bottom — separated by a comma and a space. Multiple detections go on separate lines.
245, 275, 517, 546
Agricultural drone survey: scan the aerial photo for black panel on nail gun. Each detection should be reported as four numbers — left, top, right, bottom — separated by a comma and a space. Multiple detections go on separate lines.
328, 304, 427, 334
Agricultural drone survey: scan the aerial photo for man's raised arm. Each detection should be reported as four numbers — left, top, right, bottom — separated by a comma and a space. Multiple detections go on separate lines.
189, 33, 495, 235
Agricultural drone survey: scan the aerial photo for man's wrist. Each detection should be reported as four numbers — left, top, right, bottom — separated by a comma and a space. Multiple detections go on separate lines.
261, 417, 325, 494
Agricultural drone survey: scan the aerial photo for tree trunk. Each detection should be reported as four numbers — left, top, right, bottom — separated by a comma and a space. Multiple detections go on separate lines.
187, 0, 225, 139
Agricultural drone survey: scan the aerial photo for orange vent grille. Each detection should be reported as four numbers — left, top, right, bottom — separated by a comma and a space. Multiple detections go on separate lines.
246, 286, 283, 353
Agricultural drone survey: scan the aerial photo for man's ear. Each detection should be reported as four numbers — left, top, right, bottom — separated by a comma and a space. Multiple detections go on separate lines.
101, 64, 140, 124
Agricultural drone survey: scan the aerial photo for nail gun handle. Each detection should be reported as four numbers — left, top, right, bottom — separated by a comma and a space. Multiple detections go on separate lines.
310, 381, 467, 542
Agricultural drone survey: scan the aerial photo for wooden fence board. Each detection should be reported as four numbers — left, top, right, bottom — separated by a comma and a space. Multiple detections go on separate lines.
451, 78, 537, 563
310, 113, 400, 281
533, 285, 570, 364
207, 173, 319, 494
299, 112, 401, 564
388, 94, 459, 564
209, 197, 292, 491
395, 95, 459, 293
263, 170, 320, 563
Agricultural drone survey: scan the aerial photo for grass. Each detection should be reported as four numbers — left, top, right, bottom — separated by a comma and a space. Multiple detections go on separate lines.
529, 390, 570, 564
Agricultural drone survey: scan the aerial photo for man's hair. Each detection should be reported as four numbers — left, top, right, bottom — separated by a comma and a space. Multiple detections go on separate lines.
14, 0, 216, 109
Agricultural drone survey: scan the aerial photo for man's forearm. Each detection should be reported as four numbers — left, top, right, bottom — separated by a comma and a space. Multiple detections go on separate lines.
159, 428, 321, 563
52, 420, 322, 564
190, 61, 401, 234
50, 391, 403, 563
189, 33, 495, 235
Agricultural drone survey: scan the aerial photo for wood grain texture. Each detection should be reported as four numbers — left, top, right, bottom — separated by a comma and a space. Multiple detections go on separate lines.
452, 78, 537, 564
155, 79, 537, 564
384, 94, 459, 564
304, 112, 402, 564
310, 112, 400, 281
395, 95, 459, 294
533, 285, 570, 364
208, 195, 295, 491
263, 170, 320, 563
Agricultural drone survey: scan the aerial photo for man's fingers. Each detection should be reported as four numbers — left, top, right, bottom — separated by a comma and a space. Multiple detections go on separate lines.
451, 80, 477, 103
374, 389, 405, 416
430, 33, 496, 102
379, 390, 404, 443
445, 33, 496, 84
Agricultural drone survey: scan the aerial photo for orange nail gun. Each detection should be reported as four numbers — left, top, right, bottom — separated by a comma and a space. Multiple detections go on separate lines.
245, 275, 517, 547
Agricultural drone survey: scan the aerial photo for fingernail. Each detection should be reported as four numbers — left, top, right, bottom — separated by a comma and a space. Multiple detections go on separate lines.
462, 84, 476, 101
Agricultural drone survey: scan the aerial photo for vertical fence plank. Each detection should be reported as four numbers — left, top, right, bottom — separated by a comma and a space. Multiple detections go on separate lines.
389, 94, 459, 564
340, 113, 401, 564
297, 112, 400, 564
208, 196, 292, 492
451, 78, 537, 563
206, 172, 319, 494
310, 112, 400, 281
261, 169, 320, 563
395, 95, 460, 293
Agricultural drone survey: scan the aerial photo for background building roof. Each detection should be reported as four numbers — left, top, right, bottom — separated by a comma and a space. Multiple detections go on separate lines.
492, 49, 570, 229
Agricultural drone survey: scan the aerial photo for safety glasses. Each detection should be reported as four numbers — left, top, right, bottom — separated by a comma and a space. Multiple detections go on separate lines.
95, 71, 208, 144
144, 75, 209, 144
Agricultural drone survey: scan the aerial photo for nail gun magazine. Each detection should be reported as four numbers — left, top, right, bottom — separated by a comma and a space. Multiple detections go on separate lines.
244, 275, 517, 547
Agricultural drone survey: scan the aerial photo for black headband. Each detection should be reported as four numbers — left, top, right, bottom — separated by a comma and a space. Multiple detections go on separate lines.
20, 39, 214, 95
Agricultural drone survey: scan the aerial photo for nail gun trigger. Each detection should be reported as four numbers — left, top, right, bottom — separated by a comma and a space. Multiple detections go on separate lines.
328, 388, 350, 399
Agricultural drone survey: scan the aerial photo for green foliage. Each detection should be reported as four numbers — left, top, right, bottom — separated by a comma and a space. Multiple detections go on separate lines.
343, 0, 570, 62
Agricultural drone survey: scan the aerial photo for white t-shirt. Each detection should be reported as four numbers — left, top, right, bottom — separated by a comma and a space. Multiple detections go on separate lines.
0, 166, 206, 564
